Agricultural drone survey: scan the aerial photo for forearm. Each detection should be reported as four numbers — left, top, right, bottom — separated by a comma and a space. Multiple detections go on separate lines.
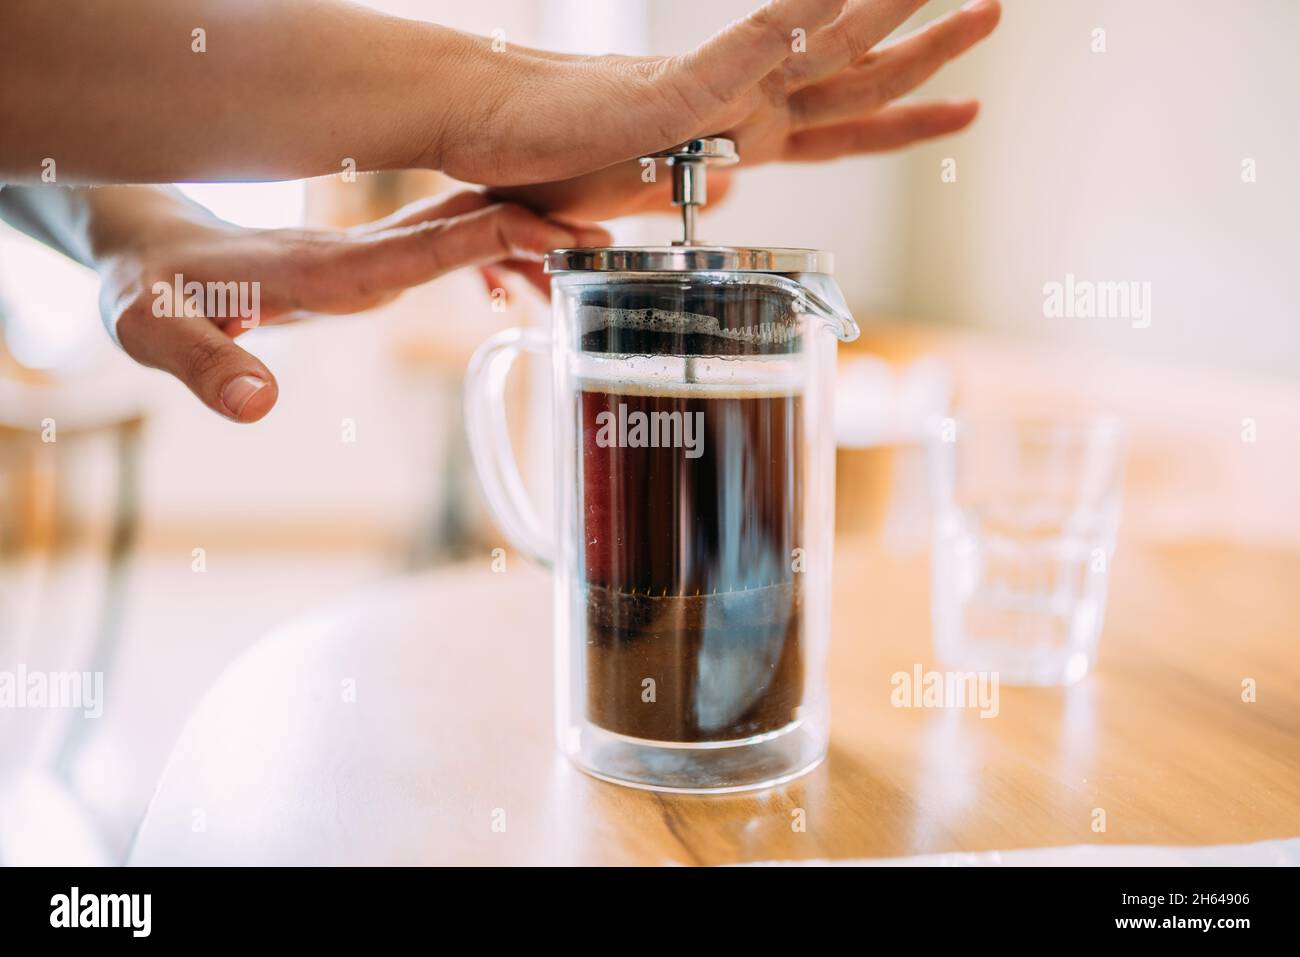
0, 0, 476, 184
0, 184, 220, 268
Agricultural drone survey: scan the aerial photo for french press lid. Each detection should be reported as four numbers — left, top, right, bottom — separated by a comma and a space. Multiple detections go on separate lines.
545, 137, 834, 276
549, 137, 856, 356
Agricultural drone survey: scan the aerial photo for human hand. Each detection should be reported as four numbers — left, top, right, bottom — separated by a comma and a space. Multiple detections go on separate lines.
97, 190, 608, 422
443, 0, 1000, 219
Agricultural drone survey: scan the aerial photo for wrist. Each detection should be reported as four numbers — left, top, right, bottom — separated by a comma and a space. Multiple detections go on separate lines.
377, 21, 474, 172
402, 26, 543, 178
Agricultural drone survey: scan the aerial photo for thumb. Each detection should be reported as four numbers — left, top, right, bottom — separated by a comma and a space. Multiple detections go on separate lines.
115, 308, 278, 423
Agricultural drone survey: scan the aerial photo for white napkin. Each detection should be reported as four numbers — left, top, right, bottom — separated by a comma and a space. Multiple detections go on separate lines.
750, 838, 1300, 866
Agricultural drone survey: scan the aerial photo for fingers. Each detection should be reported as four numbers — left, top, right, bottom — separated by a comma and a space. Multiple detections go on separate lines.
115, 308, 278, 423
492, 161, 738, 221
670, 0, 847, 124
284, 203, 609, 315
353, 190, 493, 234
783, 98, 979, 161
479, 264, 511, 298
499, 259, 551, 297
546, 221, 611, 248
106, 197, 610, 423
781, 0, 930, 88
480, 259, 553, 302
789, 0, 1000, 130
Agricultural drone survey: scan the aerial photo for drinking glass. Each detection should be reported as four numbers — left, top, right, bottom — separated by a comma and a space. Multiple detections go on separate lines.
927, 416, 1126, 686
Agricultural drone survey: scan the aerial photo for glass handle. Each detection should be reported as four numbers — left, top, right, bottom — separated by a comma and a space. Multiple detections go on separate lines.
464, 327, 553, 567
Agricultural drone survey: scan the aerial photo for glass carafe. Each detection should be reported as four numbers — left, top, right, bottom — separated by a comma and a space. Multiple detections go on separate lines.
466, 244, 858, 792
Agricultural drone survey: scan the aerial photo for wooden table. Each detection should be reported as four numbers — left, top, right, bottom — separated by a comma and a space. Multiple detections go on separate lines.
129, 530, 1300, 865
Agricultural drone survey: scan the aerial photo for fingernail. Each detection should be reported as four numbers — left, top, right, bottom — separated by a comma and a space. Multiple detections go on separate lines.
221, 374, 267, 418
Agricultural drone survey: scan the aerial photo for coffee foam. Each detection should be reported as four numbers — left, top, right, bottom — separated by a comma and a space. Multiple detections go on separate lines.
578, 377, 803, 400
578, 305, 799, 347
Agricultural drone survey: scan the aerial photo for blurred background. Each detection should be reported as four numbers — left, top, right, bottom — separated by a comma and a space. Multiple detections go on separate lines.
1, 0, 1297, 863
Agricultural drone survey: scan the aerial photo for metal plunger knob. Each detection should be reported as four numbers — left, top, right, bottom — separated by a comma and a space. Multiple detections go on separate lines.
648, 137, 740, 246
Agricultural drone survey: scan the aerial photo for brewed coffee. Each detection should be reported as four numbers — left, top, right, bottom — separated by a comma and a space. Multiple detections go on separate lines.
580, 382, 804, 742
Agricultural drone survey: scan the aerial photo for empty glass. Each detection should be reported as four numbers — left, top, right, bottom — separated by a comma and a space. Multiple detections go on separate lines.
927, 416, 1126, 686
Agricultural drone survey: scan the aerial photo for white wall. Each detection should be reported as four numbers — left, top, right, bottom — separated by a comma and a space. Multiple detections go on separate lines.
900, 0, 1300, 376
631, 0, 1298, 376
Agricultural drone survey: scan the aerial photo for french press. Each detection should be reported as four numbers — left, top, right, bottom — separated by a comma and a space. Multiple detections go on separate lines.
466, 137, 859, 792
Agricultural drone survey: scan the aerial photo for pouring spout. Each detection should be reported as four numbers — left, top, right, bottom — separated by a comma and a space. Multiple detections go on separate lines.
795, 283, 860, 343
757, 273, 860, 343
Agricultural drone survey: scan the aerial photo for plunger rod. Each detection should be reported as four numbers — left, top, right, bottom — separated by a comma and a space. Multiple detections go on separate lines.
672, 157, 706, 245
